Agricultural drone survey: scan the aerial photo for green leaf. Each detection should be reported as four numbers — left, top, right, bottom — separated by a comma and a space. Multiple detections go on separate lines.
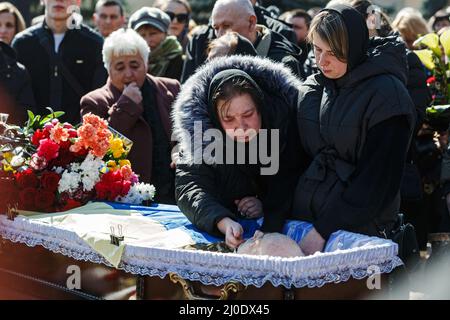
39, 112, 65, 126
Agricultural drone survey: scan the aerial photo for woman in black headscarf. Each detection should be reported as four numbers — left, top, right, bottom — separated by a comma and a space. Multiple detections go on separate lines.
172, 55, 304, 248
293, 4, 416, 255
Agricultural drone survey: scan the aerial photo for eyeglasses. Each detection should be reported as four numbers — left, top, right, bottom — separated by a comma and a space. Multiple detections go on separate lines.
165, 11, 189, 23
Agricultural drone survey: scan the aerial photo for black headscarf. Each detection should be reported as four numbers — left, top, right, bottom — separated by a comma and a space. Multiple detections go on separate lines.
321, 4, 369, 70
207, 69, 265, 130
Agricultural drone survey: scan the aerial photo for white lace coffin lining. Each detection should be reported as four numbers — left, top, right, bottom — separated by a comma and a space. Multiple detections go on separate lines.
0, 215, 402, 288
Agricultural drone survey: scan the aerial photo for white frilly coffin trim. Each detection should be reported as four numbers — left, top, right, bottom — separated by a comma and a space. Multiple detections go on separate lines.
0, 215, 402, 289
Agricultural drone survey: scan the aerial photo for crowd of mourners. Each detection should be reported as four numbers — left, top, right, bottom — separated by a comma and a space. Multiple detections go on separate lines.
2, 0, 450, 257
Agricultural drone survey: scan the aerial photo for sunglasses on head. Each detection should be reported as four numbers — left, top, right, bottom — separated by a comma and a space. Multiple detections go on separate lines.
165, 11, 189, 23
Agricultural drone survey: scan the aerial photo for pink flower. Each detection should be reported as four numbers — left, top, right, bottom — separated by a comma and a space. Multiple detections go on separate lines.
120, 165, 133, 181
37, 138, 60, 161
50, 125, 69, 144
30, 154, 48, 171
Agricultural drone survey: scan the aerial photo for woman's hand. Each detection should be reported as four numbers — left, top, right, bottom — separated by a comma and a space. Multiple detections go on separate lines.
217, 217, 244, 249
234, 197, 263, 219
123, 82, 142, 104
299, 227, 326, 256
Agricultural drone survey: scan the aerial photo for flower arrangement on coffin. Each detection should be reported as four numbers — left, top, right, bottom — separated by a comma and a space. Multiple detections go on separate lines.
414, 29, 450, 131
0, 110, 155, 213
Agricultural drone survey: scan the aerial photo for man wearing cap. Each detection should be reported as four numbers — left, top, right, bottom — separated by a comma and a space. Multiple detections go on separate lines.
129, 7, 183, 80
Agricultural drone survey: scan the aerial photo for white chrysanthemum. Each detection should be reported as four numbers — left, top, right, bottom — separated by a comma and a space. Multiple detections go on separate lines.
58, 171, 81, 193
79, 154, 104, 191
115, 183, 155, 204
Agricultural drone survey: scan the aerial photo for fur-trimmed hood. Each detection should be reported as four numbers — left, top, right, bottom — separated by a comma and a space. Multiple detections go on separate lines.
171, 55, 303, 163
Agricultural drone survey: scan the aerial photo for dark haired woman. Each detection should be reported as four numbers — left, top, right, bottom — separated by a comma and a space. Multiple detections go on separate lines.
172, 56, 304, 248
293, 4, 416, 255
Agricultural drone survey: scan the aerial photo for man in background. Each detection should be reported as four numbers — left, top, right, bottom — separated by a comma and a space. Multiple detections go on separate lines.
12, 0, 107, 124
93, 0, 125, 38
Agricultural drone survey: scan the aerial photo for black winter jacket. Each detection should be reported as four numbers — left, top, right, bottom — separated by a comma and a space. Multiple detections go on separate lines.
173, 56, 304, 236
12, 21, 107, 124
294, 36, 416, 239
0, 42, 35, 124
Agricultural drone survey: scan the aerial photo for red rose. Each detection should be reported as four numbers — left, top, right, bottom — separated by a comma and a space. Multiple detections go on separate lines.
15, 169, 39, 189
0, 177, 19, 212
121, 180, 131, 196
59, 140, 72, 150
31, 129, 50, 146
49, 148, 75, 168
110, 181, 124, 200
41, 172, 61, 192
95, 182, 109, 200
59, 199, 81, 212
34, 190, 55, 212
19, 188, 38, 210
37, 138, 60, 162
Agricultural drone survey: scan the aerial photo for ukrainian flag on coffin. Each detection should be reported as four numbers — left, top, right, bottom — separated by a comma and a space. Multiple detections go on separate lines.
16, 202, 394, 267
16, 201, 261, 267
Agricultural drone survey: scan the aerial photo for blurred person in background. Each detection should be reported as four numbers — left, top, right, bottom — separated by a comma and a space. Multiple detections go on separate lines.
392, 8, 430, 49
0, 2, 25, 45
154, 0, 192, 52
93, 0, 126, 38
129, 7, 183, 80
428, 8, 450, 33
12, 0, 107, 124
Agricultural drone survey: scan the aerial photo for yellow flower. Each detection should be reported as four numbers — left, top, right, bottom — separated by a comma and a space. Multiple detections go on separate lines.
113, 149, 124, 159
414, 33, 441, 56
3, 163, 14, 172
119, 159, 131, 168
3, 152, 13, 163
110, 137, 125, 158
414, 49, 435, 70
110, 137, 123, 150
440, 29, 450, 56
107, 160, 117, 171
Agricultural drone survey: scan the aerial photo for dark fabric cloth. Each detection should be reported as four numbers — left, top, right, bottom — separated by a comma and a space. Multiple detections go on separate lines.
173, 57, 303, 236
141, 80, 175, 204
294, 35, 416, 240
80, 74, 180, 188
161, 54, 183, 81
399, 49, 431, 201
406, 50, 431, 130
312, 116, 410, 238
0, 42, 35, 125
12, 21, 108, 124
234, 34, 258, 56
254, 5, 298, 44
180, 25, 301, 83
321, 4, 369, 71
181, 25, 214, 83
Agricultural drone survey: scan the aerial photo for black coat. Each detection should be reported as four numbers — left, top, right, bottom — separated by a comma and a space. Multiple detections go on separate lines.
173, 56, 304, 236
12, 22, 107, 124
294, 36, 416, 239
0, 42, 35, 125
180, 25, 301, 83
254, 5, 297, 44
